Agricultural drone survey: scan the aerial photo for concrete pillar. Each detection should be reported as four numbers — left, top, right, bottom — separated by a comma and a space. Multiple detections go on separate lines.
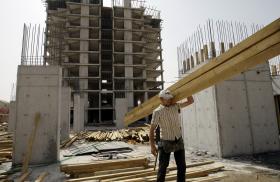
80, 3, 89, 124
63, 18, 70, 87
13, 66, 61, 165
60, 87, 71, 141
124, 1, 134, 110
8, 101, 16, 133
73, 94, 85, 132
115, 98, 128, 128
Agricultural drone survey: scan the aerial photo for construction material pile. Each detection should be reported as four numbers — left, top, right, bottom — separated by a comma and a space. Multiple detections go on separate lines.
0, 122, 8, 132
86, 127, 149, 144
0, 132, 13, 164
61, 127, 150, 149
61, 157, 227, 181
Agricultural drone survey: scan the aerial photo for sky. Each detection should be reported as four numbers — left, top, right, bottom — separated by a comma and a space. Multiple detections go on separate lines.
0, 0, 279, 102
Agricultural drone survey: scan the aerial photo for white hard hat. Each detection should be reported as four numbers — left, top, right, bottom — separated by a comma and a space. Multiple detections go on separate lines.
159, 89, 173, 100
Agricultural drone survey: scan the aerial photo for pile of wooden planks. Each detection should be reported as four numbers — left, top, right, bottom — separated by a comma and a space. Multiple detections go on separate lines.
61, 157, 150, 177
124, 18, 280, 126
86, 127, 149, 143
61, 127, 150, 149
0, 122, 8, 132
62, 159, 227, 182
0, 132, 13, 164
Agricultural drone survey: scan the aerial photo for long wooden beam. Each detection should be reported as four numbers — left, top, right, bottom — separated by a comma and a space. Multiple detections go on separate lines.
124, 18, 280, 126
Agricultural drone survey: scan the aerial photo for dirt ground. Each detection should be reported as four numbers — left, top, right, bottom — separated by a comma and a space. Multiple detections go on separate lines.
1, 144, 280, 181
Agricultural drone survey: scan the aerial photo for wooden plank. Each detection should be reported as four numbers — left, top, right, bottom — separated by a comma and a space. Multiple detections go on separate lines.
174, 41, 280, 102
17, 171, 31, 182
124, 29, 280, 125
93, 166, 145, 176
61, 157, 149, 175
67, 160, 215, 181
67, 170, 159, 182
66, 161, 216, 182
0, 151, 12, 158
168, 174, 227, 182
190, 174, 227, 182
22, 112, 41, 174
167, 161, 215, 171
111, 163, 225, 182
35, 172, 49, 182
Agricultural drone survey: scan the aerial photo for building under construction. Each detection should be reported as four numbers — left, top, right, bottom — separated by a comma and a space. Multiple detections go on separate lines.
44, 0, 164, 127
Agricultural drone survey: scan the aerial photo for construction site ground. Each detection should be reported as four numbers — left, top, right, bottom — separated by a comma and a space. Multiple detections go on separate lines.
1, 141, 280, 181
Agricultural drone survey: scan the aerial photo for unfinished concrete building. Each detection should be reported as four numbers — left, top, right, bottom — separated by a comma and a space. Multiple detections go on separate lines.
44, 0, 163, 128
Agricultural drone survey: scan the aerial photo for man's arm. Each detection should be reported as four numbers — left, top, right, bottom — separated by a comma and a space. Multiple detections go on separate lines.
179, 96, 194, 108
149, 124, 158, 156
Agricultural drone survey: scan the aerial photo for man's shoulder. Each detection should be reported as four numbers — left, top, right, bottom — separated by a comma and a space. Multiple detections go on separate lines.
154, 105, 164, 113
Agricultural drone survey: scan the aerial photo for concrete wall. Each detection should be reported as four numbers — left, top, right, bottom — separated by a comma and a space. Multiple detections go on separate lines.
8, 101, 16, 132
182, 86, 220, 155
13, 66, 61, 165
182, 63, 280, 157
60, 87, 71, 141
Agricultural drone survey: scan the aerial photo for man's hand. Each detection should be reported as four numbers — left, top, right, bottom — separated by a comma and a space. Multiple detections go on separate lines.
151, 144, 158, 156
149, 124, 158, 157
179, 95, 194, 108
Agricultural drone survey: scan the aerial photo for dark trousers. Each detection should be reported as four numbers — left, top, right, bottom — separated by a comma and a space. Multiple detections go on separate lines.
157, 148, 186, 182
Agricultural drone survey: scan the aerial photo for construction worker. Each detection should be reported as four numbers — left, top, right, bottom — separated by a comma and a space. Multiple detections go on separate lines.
149, 89, 194, 182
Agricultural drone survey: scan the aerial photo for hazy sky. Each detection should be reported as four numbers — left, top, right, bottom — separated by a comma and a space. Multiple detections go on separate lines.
0, 0, 279, 101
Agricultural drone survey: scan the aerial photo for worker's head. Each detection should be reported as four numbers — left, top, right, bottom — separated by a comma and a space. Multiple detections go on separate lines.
159, 89, 173, 106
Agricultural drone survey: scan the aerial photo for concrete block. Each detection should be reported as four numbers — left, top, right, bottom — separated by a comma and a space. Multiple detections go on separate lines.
8, 101, 16, 133
60, 87, 71, 141
13, 65, 61, 165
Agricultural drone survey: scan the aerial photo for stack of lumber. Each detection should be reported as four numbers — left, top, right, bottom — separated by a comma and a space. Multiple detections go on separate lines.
62, 159, 227, 182
124, 18, 280, 126
0, 132, 13, 163
0, 122, 8, 132
85, 127, 149, 143
61, 127, 150, 149
61, 157, 150, 177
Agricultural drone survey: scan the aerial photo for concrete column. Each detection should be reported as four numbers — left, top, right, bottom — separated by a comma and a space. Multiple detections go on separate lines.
80, 3, 89, 125
60, 87, 71, 141
8, 101, 16, 133
63, 12, 70, 87
124, 1, 134, 110
73, 94, 85, 132
13, 66, 61, 165
115, 98, 128, 128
